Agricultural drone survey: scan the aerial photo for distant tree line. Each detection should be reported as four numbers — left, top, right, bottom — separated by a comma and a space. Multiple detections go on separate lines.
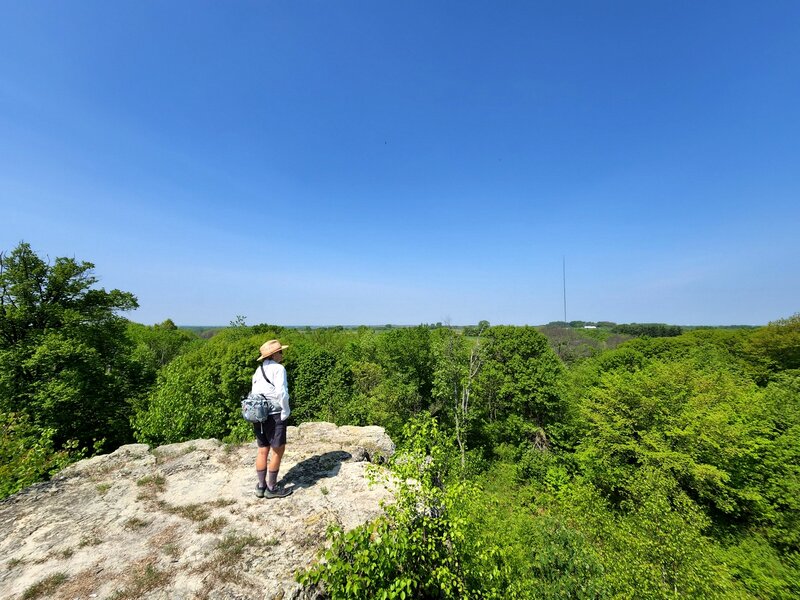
612, 322, 683, 337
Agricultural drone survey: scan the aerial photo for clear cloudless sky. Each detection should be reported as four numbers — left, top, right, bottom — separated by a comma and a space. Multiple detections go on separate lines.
1, 1, 798, 326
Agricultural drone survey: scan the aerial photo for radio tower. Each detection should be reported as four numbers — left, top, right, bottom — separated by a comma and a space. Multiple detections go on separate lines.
562, 256, 567, 323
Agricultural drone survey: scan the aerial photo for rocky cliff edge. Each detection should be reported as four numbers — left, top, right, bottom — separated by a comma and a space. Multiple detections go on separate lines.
0, 422, 395, 600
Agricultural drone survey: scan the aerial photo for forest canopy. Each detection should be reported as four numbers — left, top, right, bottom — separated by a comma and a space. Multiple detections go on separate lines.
2, 242, 798, 598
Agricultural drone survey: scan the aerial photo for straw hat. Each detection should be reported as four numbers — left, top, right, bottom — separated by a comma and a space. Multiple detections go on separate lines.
257, 339, 289, 361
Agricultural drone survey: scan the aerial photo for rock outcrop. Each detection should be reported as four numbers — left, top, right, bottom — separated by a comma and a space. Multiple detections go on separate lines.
0, 422, 395, 600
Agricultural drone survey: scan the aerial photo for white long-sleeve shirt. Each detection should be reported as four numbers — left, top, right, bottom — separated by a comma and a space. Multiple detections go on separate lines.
251, 359, 291, 421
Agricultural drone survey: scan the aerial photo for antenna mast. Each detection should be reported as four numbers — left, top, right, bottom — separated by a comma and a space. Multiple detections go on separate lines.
562, 256, 567, 323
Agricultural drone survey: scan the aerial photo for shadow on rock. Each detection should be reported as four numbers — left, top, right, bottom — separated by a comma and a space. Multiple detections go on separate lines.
282, 451, 352, 489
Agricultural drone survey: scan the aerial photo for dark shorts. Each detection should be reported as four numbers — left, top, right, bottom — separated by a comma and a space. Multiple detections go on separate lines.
253, 414, 287, 449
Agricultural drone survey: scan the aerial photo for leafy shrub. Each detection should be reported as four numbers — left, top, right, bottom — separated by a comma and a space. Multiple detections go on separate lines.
525, 516, 606, 599
595, 470, 739, 598
131, 331, 263, 444
718, 534, 800, 599
299, 414, 470, 599
0, 411, 80, 499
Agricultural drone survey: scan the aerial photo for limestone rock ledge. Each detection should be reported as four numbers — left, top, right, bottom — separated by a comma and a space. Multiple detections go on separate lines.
0, 422, 395, 600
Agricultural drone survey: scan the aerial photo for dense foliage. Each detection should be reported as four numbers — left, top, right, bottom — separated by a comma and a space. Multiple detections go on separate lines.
2, 242, 799, 598
296, 322, 800, 599
611, 323, 684, 337
0, 243, 199, 494
0, 242, 140, 451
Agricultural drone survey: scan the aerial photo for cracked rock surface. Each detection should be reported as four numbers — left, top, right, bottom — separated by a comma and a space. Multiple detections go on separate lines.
0, 422, 395, 600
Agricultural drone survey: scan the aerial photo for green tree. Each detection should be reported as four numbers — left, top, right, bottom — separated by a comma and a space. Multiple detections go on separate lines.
336, 357, 418, 437
131, 330, 264, 445
286, 344, 346, 422
126, 320, 200, 386
574, 348, 800, 553
596, 471, 740, 598
718, 534, 800, 599
576, 360, 761, 514
432, 326, 485, 468
747, 313, 800, 376
375, 326, 434, 409
475, 326, 566, 448
0, 242, 140, 451
307, 325, 437, 435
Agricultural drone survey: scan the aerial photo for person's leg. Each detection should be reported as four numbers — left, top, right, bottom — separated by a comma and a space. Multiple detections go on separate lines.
256, 446, 269, 489
267, 444, 285, 490
253, 422, 270, 495
262, 415, 291, 498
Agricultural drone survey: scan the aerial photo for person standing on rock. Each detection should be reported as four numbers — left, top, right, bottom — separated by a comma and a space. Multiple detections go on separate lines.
252, 339, 292, 499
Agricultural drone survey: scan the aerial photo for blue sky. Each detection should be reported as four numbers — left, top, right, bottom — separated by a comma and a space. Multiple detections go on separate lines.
2, 1, 798, 326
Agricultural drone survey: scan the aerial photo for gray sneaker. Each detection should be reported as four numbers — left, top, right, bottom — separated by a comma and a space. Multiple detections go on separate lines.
263, 485, 293, 499
255, 484, 267, 498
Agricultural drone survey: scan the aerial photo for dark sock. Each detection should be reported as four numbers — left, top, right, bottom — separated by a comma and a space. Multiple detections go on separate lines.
257, 469, 267, 488
267, 470, 279, 490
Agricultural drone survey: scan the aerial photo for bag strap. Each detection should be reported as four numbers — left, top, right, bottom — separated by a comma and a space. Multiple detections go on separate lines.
259, 363, 273, 387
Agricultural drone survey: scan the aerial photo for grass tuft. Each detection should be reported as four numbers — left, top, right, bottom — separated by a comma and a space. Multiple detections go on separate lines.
198, 516, 228, 534
136, 474, 167, 501
22, 572, 68, 599
161, 502, 210, 522
215, 533, 261, 568
210, 497, 236, 508
123, 516, 150, 530
107, 559, 172, 600
78, 535, 103, 548
162, 542, 181, 558
136, 474, 166, 490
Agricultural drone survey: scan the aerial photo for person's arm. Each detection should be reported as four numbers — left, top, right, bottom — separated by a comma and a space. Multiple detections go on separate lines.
273, 364, 291, 421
